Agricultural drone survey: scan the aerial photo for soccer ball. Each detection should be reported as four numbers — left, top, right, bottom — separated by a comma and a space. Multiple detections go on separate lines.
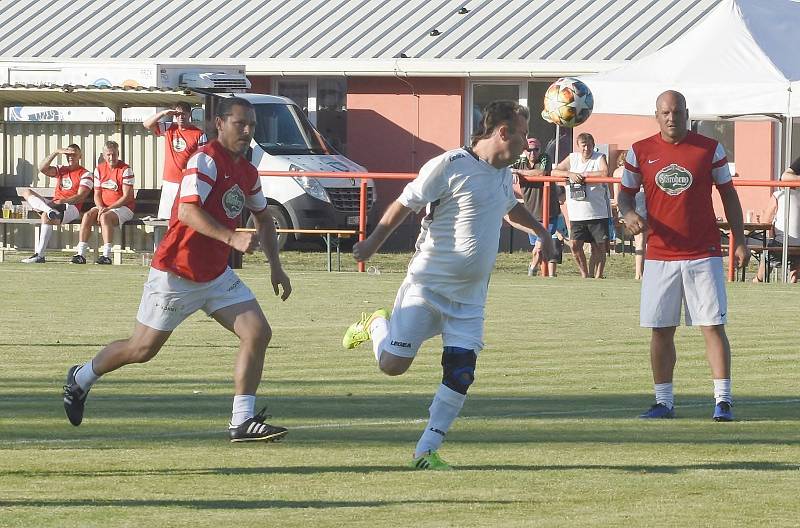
542, 77, 594, 127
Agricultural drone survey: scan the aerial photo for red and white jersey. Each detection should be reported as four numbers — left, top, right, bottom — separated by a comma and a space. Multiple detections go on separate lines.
94, 161, 135, 210
621, 131, 732, 260
156, 122, 207, 183
53, 165, 93, 207
152, 139, 267, 282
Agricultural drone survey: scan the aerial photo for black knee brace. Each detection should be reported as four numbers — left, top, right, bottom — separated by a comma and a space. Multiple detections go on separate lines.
441, 346, 476, 395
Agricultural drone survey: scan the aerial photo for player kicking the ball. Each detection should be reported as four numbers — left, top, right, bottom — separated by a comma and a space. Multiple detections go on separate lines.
343, 101, 554, 470
63, 97, 292, 442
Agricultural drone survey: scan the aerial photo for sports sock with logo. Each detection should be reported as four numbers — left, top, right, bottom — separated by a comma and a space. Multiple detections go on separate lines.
414, 384, 466, 458
713, 378, 732, 404
654, 382, 674, 409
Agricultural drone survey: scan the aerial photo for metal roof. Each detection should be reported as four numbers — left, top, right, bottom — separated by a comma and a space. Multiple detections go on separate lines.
0, 0, 722, 76
0, 84, 203, 108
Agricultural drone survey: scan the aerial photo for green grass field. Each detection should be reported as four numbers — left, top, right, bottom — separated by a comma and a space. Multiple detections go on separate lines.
1, 253, 798, 527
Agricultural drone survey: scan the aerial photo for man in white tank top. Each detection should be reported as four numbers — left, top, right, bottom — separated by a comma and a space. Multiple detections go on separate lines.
551, 133, 611, 278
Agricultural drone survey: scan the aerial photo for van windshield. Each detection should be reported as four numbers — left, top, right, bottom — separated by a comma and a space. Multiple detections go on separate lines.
252, 103, 336, 155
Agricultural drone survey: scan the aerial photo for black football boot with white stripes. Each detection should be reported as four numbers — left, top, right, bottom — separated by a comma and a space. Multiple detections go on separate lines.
228, 407, 288, 443
63, 364, 89, 426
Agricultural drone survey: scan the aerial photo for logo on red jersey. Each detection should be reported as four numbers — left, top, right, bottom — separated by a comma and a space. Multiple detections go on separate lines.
101, 180, 119, 191
61, 176, 73, 190
172, 136, 188, 152
655, 164, 693, 196
222, 184, 245, 218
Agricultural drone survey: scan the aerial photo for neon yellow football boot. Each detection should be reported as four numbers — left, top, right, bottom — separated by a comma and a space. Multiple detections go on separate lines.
342, 308, 391, 349
409, 450, 453, 471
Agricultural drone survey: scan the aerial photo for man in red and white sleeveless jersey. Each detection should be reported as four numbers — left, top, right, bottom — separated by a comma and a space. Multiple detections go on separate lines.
618, 90, 748, 422
62, 97, 293, 443
70, 141, 135, 265
19, 144, 93, 263
143, 101, 207, 220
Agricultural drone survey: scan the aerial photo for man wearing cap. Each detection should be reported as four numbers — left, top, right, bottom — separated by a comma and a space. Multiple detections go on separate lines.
512, 137, 560, 275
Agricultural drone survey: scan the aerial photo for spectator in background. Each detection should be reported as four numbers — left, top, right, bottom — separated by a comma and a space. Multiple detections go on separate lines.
143, 102, 207, 220
545, 128, 572, 167
752, 158, 800, 283
551, 132, 611, 278
613, 150, 647, 279
20, 145, 93, 263
511, 137, 560, 275
71, 141, 135, 265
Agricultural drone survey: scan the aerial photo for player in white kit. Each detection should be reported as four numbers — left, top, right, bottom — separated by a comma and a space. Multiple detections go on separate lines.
343, 101, 554, 470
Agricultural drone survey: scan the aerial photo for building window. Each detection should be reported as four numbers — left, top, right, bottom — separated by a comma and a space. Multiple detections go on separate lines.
274, 77, 348, 154
470, 83, 520, 134
692, 120, 735, 162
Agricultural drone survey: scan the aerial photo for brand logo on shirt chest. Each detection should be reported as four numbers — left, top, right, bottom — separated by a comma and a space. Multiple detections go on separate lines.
655, 164, 693, 196
222, 184, 245, 218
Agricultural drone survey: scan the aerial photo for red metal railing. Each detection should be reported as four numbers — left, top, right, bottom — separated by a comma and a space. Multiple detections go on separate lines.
260, 171, 800, 280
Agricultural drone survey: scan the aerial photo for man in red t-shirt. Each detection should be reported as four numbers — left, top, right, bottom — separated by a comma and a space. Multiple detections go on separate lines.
143, 102, 207, 220
20, 144, 93, 263
70, 141, 135, 265
63, 97, 293, 443
618, 90, 748, 422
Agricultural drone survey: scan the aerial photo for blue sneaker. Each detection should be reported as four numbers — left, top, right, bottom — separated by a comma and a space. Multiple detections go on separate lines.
713, 401, 734, 422
639, 403, 675, 419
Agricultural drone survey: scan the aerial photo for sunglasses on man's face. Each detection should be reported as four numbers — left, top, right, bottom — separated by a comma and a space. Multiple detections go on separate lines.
526, 147, 540, 152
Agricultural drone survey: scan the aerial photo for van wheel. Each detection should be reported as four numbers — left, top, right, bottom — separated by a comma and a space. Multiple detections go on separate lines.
245, 205, 291, 250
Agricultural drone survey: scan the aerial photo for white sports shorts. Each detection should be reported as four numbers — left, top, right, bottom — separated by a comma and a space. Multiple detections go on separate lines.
157, 181, 180, 220
62, 204, 81, 224
640, 257, 727, 328
383, 280, 485, 358
107, 206, 135, 224
137, 266, 257, 331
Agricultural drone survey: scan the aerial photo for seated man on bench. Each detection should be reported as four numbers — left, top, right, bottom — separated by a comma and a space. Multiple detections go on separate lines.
20, 144, 93, 263
71, 140, 135, 265
753, 160, 800, 283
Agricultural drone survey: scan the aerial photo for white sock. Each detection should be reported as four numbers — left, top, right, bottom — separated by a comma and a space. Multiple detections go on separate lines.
414, 384, 466, 458
230, 394, 256, 427
76, 241, 89, 256
102, 243, 112, 258
654, 382, 674, 409
74, 360, 100, 391
713, 379, 732, 404
35, 224, 54, 255
370, 317, 389, 363
26, 195, 54, 215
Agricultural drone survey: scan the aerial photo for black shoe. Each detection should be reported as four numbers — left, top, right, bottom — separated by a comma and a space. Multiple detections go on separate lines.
71, 254, 86, 264
21, 253, 45, 263
47, 208, 64, 222
229, 407, 288, 443
63, 364, 89, 426
95, 256, 112, 265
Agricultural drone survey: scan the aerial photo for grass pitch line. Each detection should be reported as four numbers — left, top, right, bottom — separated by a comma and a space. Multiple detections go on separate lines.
5, 398, 800, 446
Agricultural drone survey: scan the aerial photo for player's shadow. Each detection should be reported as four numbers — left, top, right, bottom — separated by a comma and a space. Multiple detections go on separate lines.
0, 497, 523, 510
4, 460, 797, 480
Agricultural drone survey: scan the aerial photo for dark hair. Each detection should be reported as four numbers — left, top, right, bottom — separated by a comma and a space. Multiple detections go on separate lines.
471, 100, 529, 146
576, 132, 595, 145
216, 96, 254, 119
67, 143, 81, 151
104, 140, 119, 151
173, 102, 191, 114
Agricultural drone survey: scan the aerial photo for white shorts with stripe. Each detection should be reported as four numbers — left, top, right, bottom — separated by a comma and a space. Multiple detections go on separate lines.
640, 257, 727, 328
136, 267, 257, 331
157, 181, 180, 220
108, 206, 135, 224
383, 280, 485, 358
62, 204, 81, 224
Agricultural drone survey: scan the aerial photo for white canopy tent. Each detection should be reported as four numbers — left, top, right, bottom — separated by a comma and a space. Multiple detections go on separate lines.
580, 0, 800, 281
581, 0, 800, 119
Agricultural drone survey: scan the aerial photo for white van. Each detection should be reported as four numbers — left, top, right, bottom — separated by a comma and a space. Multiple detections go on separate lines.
220, 93, 376, 248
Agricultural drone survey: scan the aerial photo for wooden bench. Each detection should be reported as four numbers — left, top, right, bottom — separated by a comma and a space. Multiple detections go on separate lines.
747, 244, 800, 282
235, 228, 358, 271
0, 187, 165, 264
